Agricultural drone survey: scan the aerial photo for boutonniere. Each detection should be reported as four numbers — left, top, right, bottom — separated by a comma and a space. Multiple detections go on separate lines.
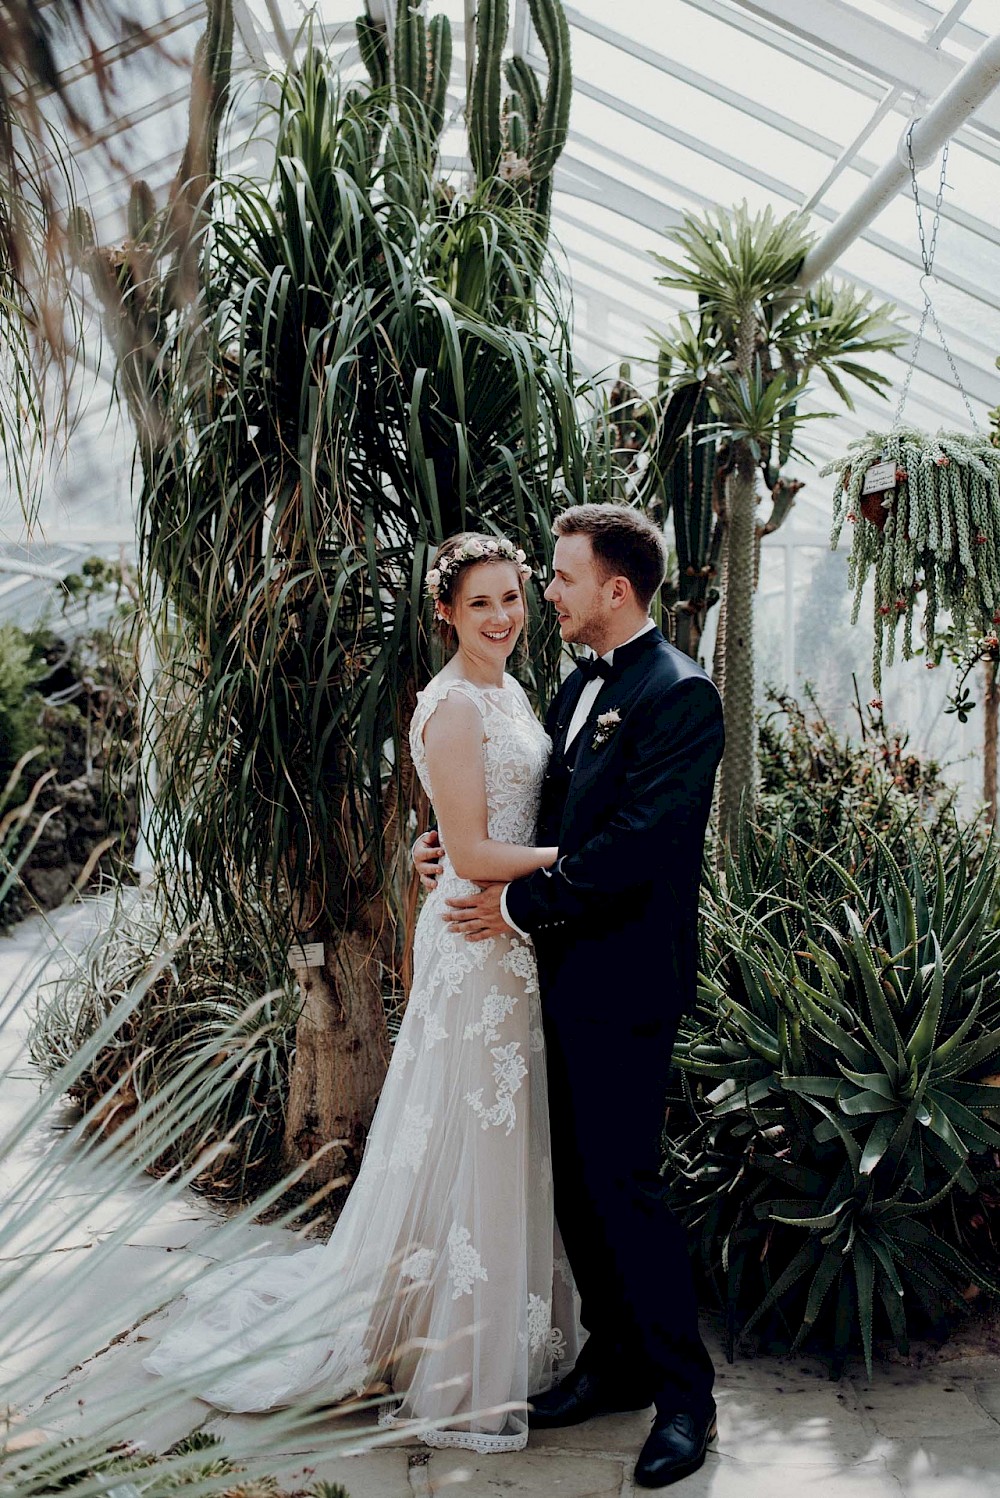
592, 708, 621, 750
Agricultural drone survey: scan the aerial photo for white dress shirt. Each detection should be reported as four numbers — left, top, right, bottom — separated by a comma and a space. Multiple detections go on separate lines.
499, 618, 656, 935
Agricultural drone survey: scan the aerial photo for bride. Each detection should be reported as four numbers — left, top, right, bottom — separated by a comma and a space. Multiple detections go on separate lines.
143, 532, 582, 1452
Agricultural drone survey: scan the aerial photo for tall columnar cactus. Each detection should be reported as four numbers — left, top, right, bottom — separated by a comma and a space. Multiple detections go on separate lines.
662, 391, 723, 661
468, 0, 571, 243
361, 2, 452, 145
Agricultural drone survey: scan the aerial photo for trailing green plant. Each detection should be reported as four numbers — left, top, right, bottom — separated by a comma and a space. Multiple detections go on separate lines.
667, 818, 1000, 1376
652, 203, 903, 840
824, 429, 1000, 692
28, 887, 297, 1201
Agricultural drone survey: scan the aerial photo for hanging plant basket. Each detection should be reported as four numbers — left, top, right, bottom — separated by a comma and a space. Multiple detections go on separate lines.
823, 428, 1000, 689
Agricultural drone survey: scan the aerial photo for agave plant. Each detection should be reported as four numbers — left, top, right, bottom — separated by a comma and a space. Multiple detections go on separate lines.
668, 816, 1000, 1376
652, 203, 904, 843
0, 925, 399, 1498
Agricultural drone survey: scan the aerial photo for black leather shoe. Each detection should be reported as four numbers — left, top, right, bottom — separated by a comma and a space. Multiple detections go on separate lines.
528, 1367, 651, 1428
634, 1405, 718, 1488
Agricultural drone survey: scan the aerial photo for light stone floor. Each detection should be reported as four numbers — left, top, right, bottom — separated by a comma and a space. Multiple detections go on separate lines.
3, 902, 1000, 1498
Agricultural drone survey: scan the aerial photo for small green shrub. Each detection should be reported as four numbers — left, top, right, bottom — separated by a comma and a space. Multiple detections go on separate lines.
757, 683, 961, 855
0, 621, 44, 785
0, 601, 140, 928
669, 818, 1000, 1375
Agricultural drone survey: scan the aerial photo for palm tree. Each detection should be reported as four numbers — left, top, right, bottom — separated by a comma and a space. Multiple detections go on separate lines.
73, 0, 579, 1192
653, 203, 903, 844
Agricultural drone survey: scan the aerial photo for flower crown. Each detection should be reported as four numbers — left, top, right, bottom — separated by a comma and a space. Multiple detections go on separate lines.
425, 537, 533, 601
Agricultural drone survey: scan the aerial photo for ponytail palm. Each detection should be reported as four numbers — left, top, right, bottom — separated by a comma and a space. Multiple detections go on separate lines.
139, 51, 581, 1187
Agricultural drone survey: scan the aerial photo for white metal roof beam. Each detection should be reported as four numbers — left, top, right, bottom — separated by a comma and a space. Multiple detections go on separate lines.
727, 0, 1000, 141
569, 74, 1000, 314
560, 7, 1000, 251
554, 168, 998, 380
681, 0, 1000, 165
799, 28, 1000, 287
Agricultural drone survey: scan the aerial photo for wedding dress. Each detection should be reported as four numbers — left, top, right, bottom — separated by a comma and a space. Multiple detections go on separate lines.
143, 671, 582, 1451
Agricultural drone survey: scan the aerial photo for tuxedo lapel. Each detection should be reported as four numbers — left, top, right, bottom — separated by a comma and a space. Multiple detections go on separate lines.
560, 628, 665, 822
553, 669, 591, 763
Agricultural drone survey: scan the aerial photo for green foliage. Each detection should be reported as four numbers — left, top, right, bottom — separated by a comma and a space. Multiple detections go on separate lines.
0, 594, 140, 929
825, 429, 1000, 691
0, 622, 42, 781
28, 889, 296, 1200
650, 201, 903, 838
757, 684, 961, 856
668, 819, 1000, 1375
0, 750, 57, 928
135, 44, 581, 944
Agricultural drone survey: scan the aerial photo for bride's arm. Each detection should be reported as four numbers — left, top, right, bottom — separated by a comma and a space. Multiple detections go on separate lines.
422, 691, 556, 883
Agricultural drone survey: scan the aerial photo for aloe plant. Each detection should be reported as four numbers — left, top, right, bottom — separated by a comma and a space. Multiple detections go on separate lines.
668, 817, 1000, 1375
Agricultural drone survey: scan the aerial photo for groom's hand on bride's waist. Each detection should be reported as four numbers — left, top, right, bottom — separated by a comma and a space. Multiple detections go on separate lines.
412, 829, 445, 891
444, 883, 512, 941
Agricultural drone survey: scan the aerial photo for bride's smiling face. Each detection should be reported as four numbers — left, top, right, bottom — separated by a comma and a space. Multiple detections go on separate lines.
440, 561, 525, 663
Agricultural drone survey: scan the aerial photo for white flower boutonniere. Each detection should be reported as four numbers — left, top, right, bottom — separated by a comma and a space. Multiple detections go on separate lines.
592, 708, 622, 751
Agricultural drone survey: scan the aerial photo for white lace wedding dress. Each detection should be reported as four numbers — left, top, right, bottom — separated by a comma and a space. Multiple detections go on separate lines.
143, 672, 582, 1451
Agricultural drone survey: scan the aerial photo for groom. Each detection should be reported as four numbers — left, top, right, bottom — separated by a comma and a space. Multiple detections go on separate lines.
415, 503, 723, 1488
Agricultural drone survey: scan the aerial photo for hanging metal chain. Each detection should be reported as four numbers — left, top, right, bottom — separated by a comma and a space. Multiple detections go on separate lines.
894, 122, 979, 431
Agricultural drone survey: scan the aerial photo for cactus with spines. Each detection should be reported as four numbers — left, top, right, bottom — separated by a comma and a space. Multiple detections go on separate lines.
358, 4, 452, 197
467, 0, 571, 242
824, 428, 1000, 690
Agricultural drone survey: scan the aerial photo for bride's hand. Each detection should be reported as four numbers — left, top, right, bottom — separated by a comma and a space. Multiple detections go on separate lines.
412, 829, 445, 891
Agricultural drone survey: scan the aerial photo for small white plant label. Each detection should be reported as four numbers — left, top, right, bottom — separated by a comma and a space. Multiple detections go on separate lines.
287, 941, 325, 969
862, 459, 896, 495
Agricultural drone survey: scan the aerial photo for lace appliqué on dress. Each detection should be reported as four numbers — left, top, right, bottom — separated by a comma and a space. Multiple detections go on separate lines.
463, 984, 518, 1045
465, 1040, 528, 1134
447, 1223, 488, 1298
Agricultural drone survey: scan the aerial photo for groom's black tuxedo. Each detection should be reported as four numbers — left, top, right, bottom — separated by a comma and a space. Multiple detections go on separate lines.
505, 626, 723, 1416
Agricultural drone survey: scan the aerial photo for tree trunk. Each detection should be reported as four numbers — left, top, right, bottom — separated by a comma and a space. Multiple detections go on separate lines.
282, 919, 390, 1192
985, 657, 999, 825
716, 444, 759, 848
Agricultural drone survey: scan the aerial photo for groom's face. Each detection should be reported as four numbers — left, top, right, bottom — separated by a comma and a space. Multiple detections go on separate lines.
544, 534, 613, 648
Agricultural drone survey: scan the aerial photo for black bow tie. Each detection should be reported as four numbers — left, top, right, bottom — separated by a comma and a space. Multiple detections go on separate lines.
578, 655, 613, 683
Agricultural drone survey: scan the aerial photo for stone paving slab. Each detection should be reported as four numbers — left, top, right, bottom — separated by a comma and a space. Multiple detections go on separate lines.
264, 1447, 413, 1497
851, 1373, 995, 1441
424, 1449, 625, 1496
629, 1461, 904, 1498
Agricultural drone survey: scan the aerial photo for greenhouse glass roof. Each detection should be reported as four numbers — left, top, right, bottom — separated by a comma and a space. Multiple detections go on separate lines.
5, 0, 1000, 790
15, 0, 1000, 547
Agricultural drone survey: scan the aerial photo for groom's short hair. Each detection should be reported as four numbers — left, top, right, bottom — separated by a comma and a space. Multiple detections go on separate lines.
554, 504, 668, 609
